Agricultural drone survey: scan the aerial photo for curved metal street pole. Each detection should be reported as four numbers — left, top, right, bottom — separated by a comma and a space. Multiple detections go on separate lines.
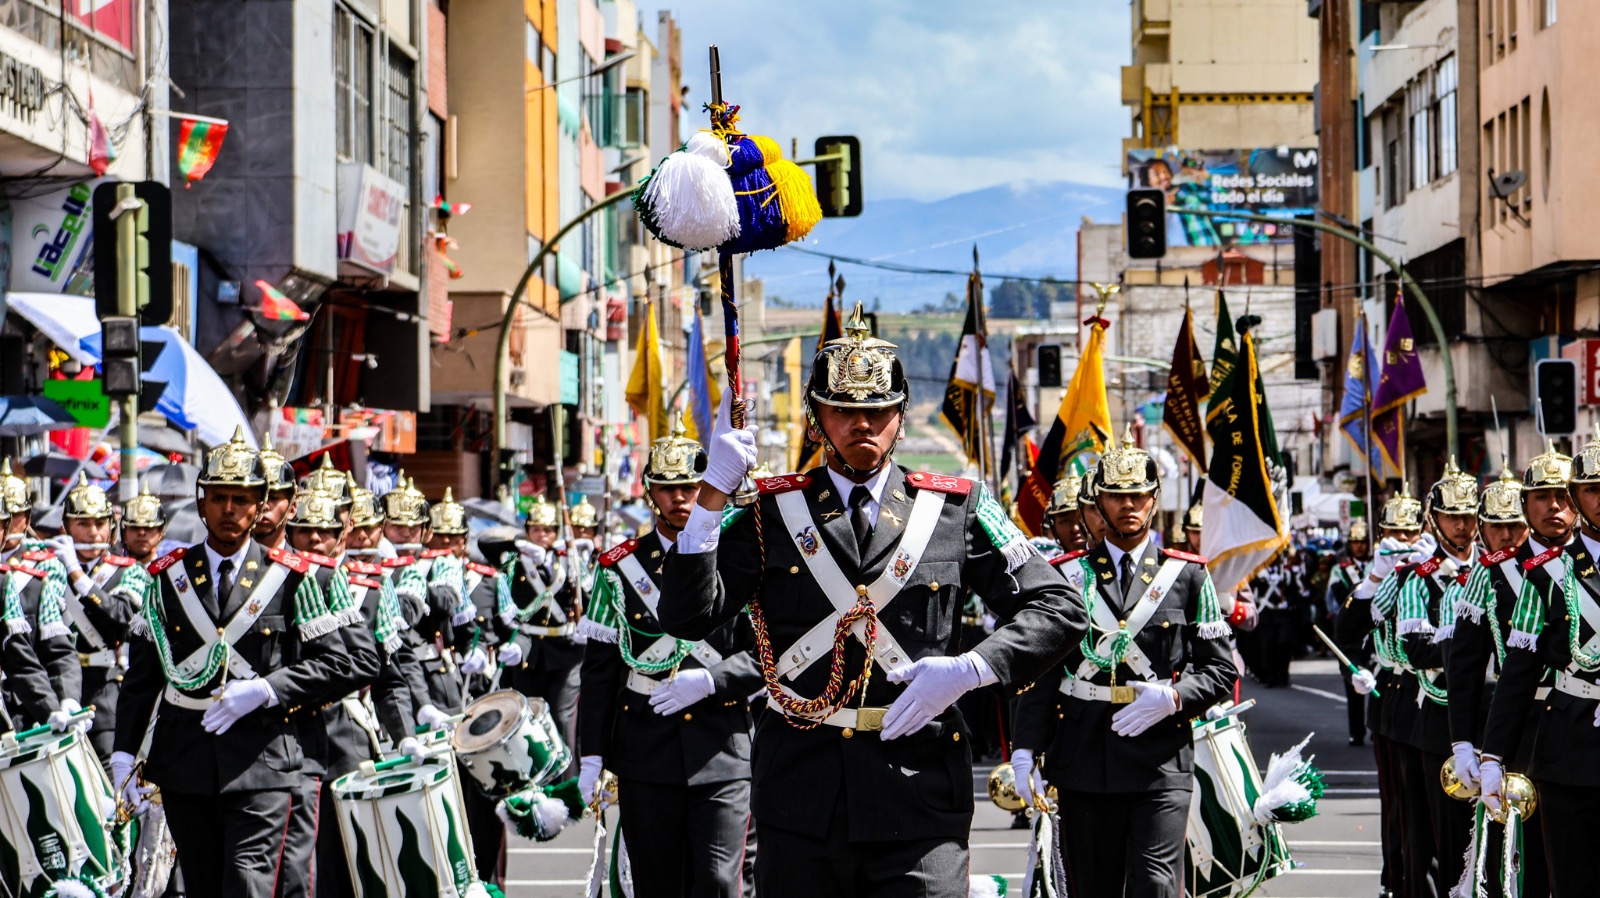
1169, 208, 1458, 460
492, 188, 636, 492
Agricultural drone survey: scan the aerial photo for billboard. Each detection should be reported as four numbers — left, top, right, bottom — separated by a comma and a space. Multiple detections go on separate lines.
1126, 147, 1319, 246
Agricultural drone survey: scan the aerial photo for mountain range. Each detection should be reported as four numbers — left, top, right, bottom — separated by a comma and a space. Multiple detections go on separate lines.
743, 179, 1126, 312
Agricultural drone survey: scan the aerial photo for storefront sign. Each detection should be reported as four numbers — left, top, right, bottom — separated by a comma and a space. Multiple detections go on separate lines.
15, 181, 95, 292
336, 162, 406, 277
0, 52, 45, 122
42, 379, 110, 427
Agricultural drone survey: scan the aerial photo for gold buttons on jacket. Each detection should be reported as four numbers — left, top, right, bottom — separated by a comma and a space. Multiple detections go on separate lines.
929, 582, 940, 591
683, 713, 692, 721
842, 728, 855, 739
856, 585, 868, 596
790, 566, 799, 574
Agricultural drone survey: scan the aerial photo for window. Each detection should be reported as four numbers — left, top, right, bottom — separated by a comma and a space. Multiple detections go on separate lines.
386, 50, 414, 190
1385, 136, 1402, 209
624, 87, 648, 147
1408, 75, 1431, 190
1482, 119, 1495, 228
1507, 0, 1518, 51
525, 21, 543, 68
1543, 0, 1557, 27
1436, 56, 1458, 176
335, 5, 375, 163
1521, 96, 1532, 209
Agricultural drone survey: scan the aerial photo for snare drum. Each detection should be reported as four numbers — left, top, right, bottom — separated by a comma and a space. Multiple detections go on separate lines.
451, 690, 570, 797
0, 724, 126, 896
331, 756, 488, 898
1186, 712, 1293, 898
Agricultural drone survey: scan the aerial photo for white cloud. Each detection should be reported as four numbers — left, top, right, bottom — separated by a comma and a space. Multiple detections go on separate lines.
631, 0, 1129, 201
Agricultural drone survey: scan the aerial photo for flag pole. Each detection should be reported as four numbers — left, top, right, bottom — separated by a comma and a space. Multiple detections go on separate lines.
1360, 309, 1376, 520
974, 246, 1000, 494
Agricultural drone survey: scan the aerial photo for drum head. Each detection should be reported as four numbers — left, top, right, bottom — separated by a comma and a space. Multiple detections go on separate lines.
452, 690, 533, 754
332, 761, 452, 801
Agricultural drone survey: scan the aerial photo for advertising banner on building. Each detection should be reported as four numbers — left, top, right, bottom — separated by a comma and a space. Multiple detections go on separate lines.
12, 179, 98, 293
336, 162, 406, 277
1126, 147, 1319, 246
69, 0, 136, 52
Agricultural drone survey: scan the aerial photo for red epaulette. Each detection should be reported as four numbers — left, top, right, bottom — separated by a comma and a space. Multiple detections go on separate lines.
1525, 546, 1563, 570
467, 562, 495, 577
906, 472, 972, 496
267, 546, 311, 574
296, 551, 338, 568
9, 564, 45, 578
599, 540, 638, 568
102, 554, 136, 567
1415, 558, 1441, 576
756, 473, 811, 495
21, 549, 52, 563
1482, 546, 1517, 565
148, 548, 186, 574
420, 548, 452, 559
383, 556, 417, 569
1163, 547, 1209, 565
349, 575, 382, 589
1457, 570, 1472, 586
344, 560, 382, 576
1049, 549, 1088, 567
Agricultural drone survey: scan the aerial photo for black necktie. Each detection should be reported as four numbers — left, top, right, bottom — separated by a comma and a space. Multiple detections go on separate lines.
850, 486, 874, 557
217, 559, 235, 608
1119, 553, 1135, 596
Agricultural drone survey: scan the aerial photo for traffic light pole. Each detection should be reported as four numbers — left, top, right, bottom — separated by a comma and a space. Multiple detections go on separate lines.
1168, 207, 1458, 461
114, 184, 141, 502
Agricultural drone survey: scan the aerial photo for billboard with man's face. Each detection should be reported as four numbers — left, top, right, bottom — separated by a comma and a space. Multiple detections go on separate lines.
1126, 147, 1320, 247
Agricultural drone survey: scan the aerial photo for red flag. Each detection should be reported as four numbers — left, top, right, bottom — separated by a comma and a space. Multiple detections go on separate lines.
87, 92, 113, 176
175, 116, 229, 187
254, 280, 310, 321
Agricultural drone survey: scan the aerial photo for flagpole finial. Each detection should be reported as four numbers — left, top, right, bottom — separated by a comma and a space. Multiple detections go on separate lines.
827, 259, 836, 285
972, 244, 980, 271
1089, 281, 1121, 317
835, 274, 846, 299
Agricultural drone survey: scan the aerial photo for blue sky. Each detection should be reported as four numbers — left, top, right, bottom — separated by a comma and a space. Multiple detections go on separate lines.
631, 1, 1130, 201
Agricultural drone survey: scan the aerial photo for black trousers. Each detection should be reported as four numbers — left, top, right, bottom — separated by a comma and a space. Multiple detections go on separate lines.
1537, 778, 1600, 897
274, 775, 321, 898
1419, 749, 1471, 895
510, 653, 581, 780
1057, 788, 1188, 898
618, 778, 750, 898
1374, 734, 1408, 896
314, 783, 354, 898
1394, 744, 1442, 898
163, 788, 295, 898
461, 771, 507, 888
754, 792, 968, 898
1342, 669, 1367, 742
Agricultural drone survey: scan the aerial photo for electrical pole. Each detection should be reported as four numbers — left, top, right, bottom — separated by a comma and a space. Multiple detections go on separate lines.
115, 183, 142, 502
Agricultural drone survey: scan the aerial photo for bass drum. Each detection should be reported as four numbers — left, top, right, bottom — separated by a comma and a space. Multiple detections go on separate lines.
331, 755, 489, 898
452, 690, 570, 797
1186, 711, 1294, 898
0, 723, 126, 896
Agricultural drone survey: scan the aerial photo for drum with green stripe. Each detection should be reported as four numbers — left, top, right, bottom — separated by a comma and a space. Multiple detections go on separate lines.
1186, 712, 1293, 898
331, 756, 486, 898
451, 690, 570, 797
0, 726, 125, 897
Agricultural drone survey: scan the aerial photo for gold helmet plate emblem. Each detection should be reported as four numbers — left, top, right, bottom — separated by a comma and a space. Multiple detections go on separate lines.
121, 481, 166, 529
570, 495, 599, 530
646, 412, 706, 484
525, 495, 559, 528
429, 487, 469, 535
1480, 461, 1525, 524
1380, 482, 1424, 532
64, 472, 112, 519
200, 426, 265, 488
288, 489, 343, 529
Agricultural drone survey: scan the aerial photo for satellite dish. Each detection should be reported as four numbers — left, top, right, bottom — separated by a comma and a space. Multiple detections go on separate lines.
1491, 169, 1527, 198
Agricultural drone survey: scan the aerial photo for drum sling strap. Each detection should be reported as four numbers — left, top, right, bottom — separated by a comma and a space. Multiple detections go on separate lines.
160, 560, 289, 709
517, 556, 569, 627
63, 561, 122, 654
1062, 556, 1185, 701
1555, 561, 1600, 701
613, 551, 722, 688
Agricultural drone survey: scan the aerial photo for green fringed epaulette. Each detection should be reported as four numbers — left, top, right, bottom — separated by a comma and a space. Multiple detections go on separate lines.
495, 554, 517, 625
373, 574, 404, 655
576, 567, 622, 644
974, 482, 1033, 576
323, 567, 362, 628
1194, 569, 1228, 639
292, 574, 339, 640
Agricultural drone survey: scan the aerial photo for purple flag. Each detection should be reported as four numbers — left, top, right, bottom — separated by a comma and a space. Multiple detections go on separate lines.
1369, 295, 1427, 478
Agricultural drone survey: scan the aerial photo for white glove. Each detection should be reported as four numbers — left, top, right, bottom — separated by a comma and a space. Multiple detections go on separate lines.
578, 755, 611, 808
1410, 533, 1438, 563
703, 390, 758, 494
881, 653, 985, 740
201, 678, 277, 734
1452, 742, 1481, 791
1351, 668, 1377, 696
1110, 681, 1181, 737
1368, 537, 1405, 582
397, 736, 426, 765
1480, 758, 1504, 816
109, 751, 153, 817
498, 640, 524, 668
518, 541, 547, 567
569, 538, 595, 559
49, 536, 82, 574
649, 668, 716, 716
459, 647, 490, 675
48, 698, 90, 733
1011, 749, 1043, 808
416, 704, 453, 731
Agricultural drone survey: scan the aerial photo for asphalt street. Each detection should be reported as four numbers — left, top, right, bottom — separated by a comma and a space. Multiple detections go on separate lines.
502, 658, 1382, 897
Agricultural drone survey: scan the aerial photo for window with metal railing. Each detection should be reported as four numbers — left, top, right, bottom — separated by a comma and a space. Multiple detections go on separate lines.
335, 5, 375, 164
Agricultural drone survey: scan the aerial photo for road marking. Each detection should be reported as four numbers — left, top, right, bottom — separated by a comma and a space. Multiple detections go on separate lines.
508, 847, 597, 854
1290, 840, 1382, 847
1282, 868, 1383, 875
1289, 683, 1348, 701
1317, 770, 1379, 776
507, 881, 599, 887
1321, 787, 1380, 795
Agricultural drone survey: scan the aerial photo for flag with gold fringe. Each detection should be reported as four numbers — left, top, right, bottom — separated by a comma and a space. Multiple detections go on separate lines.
1163, 305, 1209, 472
626, 300, 668, 442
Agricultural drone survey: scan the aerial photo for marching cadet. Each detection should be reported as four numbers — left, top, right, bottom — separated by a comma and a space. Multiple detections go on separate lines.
503, 494, 584, 782
112, 427, 368, 898
1078, 463, 1108, 544
1480, 441, 1599, 896
1447, 459, 1543, 898
381, 478, 460, 723
1328, 519, 1372, 747
250, 434, 296, 550
1045, 474, 1087, 554
0, 470, 84, 736
0, 460, 30, 558
1393, 461, 1481, 894
1010, 430, 1236, 898
660, 307, 1087, 898
345, 486, 385, 559
120, 482, 168, 565
577, 416, 759, 897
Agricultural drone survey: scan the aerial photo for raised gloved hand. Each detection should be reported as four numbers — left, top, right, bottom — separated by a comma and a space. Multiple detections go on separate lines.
416, 704, 453, 732
1479, 758, 1504, 816
49, 535, 82, 574
578, 755, 611, 808
1011, 749, 1047, 809
1351, 668, 1378, 695
1452, 741, 1481, 791
48, 698, 91, 733
1368, 537, 1405, 582
1110, 681, 1181, 737
649, 669, 716, 716
397, 736, 427, 766
1410, 533, 1438, 563
459, 647, 490, 675
881, 654, 985, 740
517, 541, 547, 568
498, 640, 525, 668
703, 390, 758, 494
109, 751, 153, 817
202, 678, 277, 734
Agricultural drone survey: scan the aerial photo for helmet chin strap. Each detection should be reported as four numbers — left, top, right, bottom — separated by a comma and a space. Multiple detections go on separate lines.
1429, 512, 1475, 556
808, 405, 905, 481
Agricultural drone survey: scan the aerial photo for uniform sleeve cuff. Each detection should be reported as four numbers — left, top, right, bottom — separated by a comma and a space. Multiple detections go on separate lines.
963, 650, 998, 688
676, 504, 724, 554
72, 576, 94, 597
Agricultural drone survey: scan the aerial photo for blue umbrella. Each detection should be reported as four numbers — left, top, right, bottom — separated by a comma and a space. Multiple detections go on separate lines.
79, 326, 254, 448
0, 396, 77, 436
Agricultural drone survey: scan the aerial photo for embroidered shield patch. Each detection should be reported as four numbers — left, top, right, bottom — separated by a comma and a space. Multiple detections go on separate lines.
891, 550, 914, 580
1145, 586, 1164, 604
634, 577, 654, 595
796, 526, 820, 557
174, 575, 189, 592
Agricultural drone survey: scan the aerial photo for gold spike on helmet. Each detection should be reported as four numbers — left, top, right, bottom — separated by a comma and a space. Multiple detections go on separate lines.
198, 426, 266, 489
348, 486, 383, 528
1090, 425, 1160, 495
380, 472, 429, 527
301, 453, 352, 506
524, 495, 559, 529
121, 481, 166, 529
1480, 462, 1525, 524
429, 487, 469, 535
570, 496, 599, 530
1523, 440, 1572, 491
1571, 424, 1600, 484
287, 489, 343, 530
63, 472, 112, 519
258, 432, 295, 493
1046, 475, 1081, 518
0, 459, 27, 518
1378, 483, 1424, 532
1348, 519, 1369, 542
806, 303, 908, 411
1426, 457, 1479, 518
645, 412, 709, 485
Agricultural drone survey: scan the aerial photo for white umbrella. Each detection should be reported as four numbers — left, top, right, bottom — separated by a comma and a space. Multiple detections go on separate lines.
79, 326, 255, 449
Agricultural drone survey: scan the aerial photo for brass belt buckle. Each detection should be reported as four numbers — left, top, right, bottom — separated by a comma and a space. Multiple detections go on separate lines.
855, 707, 888, 731
1110, 685, 1136, 704
78, 653, 92, 667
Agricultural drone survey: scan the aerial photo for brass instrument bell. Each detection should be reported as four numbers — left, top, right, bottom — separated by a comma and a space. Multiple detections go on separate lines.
1440, 754, 1479, 801
987, 762, 1025, 812
1494, 772, 1538, 823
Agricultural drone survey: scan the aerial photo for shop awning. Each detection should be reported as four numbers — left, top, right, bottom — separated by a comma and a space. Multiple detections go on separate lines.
9, 293, 100, 366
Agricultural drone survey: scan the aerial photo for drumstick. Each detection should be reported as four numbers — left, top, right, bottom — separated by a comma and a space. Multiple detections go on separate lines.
1312, 625, 1380, 697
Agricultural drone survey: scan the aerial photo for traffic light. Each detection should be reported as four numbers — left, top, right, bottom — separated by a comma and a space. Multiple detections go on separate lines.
813, 136, 862, 218
1126, 188, 1167, 259
99, 317, 168, 411
94, 181, 172, 325
1037, 344, 1063, 388
1535, 357, 1578, 435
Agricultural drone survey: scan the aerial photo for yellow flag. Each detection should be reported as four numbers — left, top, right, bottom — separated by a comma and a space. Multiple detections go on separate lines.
626, 301, 667, 441
1059, 316, 1112, 450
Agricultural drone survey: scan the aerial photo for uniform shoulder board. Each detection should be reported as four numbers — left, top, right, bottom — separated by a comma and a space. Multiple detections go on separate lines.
383, 556, 416, 569
267, 547, 311, 574
10, 564, 45, 578
1482, 546, 1517, 566
299, 551, 338, 568
349, 575, 382, 589
467, 562, 495, 576
21, 549, 52, 562
1049, 549, 1088, 567
756, 473, 811, 495
345, 560, 382, 576
598, 540, 638, 568
1525, 546, 1564, 570
1162, 547, 1209, 565
1414, 558, 1441, 576
420, 548, 452, 559
102, 555, 136, 567
148, 548, 186, 574
906, 472, 972, 496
